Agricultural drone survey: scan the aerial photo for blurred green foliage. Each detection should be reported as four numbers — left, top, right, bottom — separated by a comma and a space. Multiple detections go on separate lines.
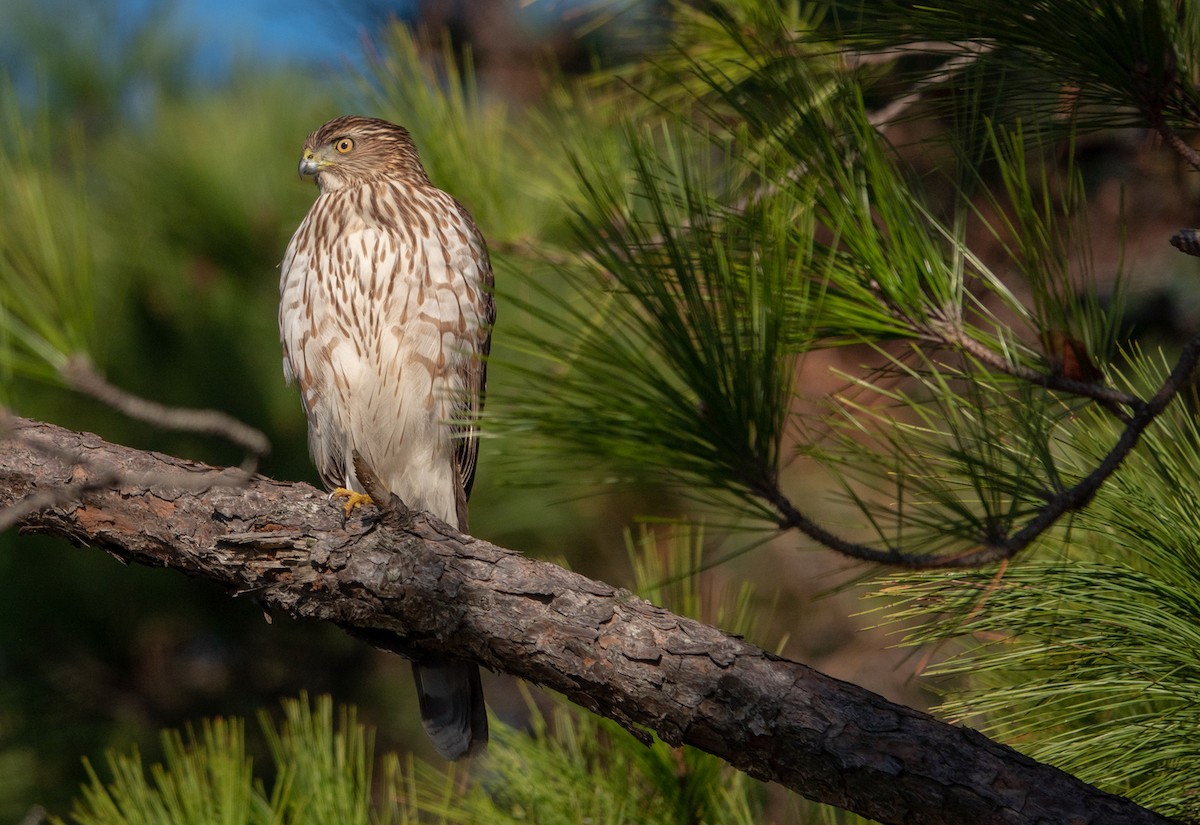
59, 691, 762, 825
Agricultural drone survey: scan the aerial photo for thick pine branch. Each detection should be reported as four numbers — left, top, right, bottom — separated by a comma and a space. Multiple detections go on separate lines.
0, 416, 1180, 825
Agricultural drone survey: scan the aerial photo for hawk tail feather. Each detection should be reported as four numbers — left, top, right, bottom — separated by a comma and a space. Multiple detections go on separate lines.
411, 658, 488, 760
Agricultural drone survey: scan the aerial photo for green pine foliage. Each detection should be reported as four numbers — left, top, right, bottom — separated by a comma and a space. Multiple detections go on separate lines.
59, 698, 362, 825
826, 0, 1200, 132
490, 1, 1131, 559
876, 353, 1200, 819
58, 692, 767, 825
499, 121, 804, 513
66, 719, 259, 825
0, 90, 97, 386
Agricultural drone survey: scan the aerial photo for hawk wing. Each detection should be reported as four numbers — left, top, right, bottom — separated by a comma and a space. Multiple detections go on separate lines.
278, 193, 359, 494
447, 195, 495, 529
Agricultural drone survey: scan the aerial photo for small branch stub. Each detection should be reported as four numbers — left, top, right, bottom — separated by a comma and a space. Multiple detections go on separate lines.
1170, 228, 1200, 258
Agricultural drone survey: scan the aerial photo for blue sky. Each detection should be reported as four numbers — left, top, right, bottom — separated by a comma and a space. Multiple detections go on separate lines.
167, 0, 600, 76
171, 0, 384, 74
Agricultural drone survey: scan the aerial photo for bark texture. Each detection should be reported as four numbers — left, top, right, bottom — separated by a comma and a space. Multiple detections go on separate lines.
0, 417, 1180, 825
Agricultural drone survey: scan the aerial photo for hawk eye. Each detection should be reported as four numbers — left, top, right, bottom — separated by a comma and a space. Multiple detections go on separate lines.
335, 138, 354, 154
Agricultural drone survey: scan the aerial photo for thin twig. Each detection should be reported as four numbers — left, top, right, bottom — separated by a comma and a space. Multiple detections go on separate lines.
997, 331, 1200, 550
489, 237, 583, 269
919, 317, 1141, 418
845, 41, 985, 70
1159, 123, 1200, 173
0, 409, 120, 531
1147, 109, 1200, 173
866, 43, 994, 128
760, 482, 907, 565
61, 355, 270, 472
0, 476, 120, 534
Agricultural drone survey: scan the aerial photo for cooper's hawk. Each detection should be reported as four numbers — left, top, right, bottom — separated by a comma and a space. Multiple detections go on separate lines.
279, 115, 494, 759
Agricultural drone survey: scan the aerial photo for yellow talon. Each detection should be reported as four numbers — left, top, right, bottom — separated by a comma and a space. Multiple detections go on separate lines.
331, 487, 374, 518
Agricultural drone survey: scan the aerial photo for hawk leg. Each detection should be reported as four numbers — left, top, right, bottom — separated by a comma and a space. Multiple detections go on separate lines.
330, 487, 373, 518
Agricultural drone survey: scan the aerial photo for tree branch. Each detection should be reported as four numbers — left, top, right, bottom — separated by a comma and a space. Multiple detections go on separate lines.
0, 417, 1181, 825
918, 316, 1141, 416
763, 328, 1200, 569
1148, 110, 1200, 173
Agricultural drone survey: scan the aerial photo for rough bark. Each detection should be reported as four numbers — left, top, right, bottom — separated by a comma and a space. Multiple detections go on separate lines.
0, 417, 1180, 825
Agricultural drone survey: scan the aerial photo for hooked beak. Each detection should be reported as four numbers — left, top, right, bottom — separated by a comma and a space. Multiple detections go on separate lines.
298, 149, 327, 179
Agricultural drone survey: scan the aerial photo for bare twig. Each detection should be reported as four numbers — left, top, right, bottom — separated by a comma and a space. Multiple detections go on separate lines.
919, 316, 1141, 420
845, 41, 987, 70
0, 475, 120, 534
996, 331, 1200, 551
61, 355, 270, 472
865, 43, 994, 128
0, 409, 122, 532
1146, 110, 1200, 173
489, 237, 582, 270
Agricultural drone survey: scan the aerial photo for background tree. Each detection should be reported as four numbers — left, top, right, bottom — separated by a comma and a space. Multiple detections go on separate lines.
2, 0, 1199, 822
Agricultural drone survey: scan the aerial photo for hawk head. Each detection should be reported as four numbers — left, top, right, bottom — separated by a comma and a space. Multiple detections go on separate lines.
298, 115, 430, 192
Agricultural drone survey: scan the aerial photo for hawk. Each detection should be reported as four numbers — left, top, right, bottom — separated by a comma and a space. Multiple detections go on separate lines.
279, 115, 494, 759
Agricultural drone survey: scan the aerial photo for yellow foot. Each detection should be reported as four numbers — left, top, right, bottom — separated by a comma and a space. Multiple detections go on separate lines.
330, 487, 374, 518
